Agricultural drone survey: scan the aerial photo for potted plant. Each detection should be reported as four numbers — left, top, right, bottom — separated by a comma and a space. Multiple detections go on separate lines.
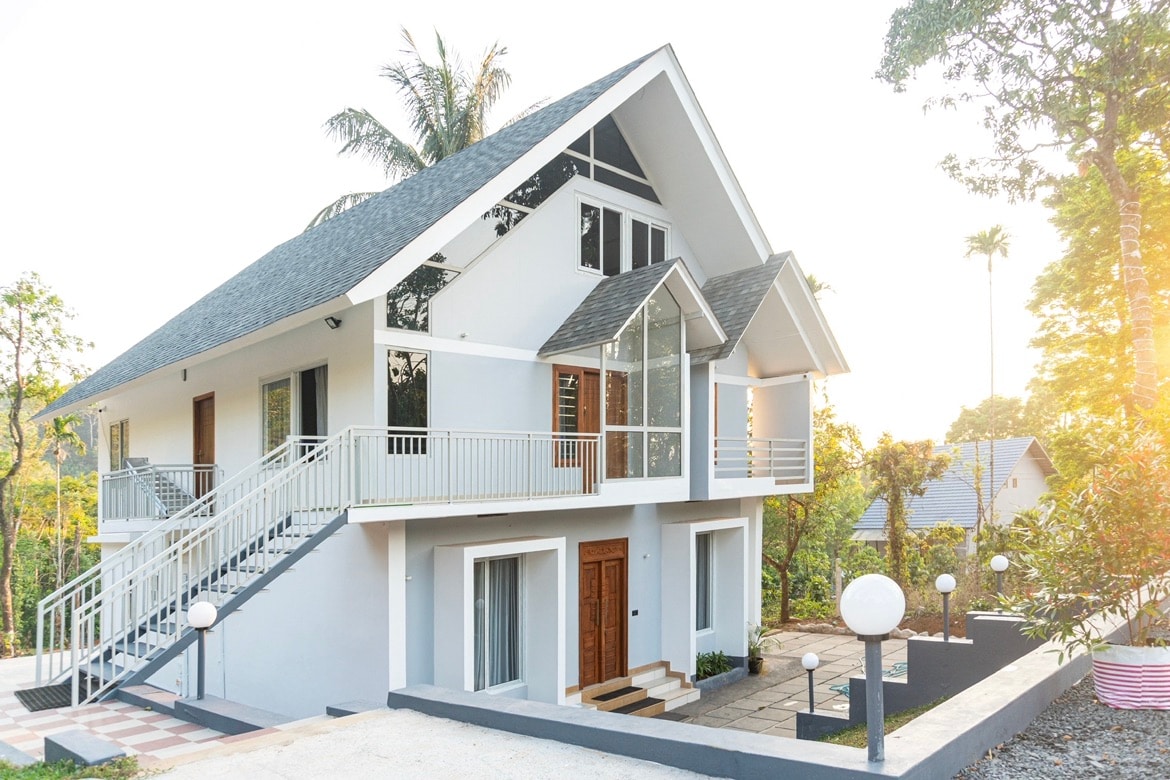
1012, 428, 1170, 709
747, 623, 778, 674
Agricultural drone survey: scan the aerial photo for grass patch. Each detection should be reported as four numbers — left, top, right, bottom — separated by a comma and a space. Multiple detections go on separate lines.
818, 698, 947, 748
0, 757, 141, 779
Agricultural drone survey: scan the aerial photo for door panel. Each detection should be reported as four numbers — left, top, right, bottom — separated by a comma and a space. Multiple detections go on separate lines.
192, 394, 214, 498
578, 538, 628, 688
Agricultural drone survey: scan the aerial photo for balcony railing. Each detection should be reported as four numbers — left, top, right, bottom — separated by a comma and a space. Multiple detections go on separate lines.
100, 463, 221, 522
349, 427, 601, 506
714, 437, 809, 484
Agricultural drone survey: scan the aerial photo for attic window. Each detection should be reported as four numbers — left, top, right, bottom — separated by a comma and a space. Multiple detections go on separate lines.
579, 201, 669, 277
386, 255, 460, 332
565, 116, 659, 204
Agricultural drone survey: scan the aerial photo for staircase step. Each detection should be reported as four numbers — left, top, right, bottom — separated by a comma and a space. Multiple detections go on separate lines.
116, 684, 180, 716
612, 696, 665, 717
660, 686, 701, 711
645, 676, 682, 698
630, 663, 670, 686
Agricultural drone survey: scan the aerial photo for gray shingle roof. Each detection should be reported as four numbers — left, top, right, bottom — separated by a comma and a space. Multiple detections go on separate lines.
40, 50, 660, 419
854, 437, 1055, 532
538, 259, 680, 356
689, 252, 790, 364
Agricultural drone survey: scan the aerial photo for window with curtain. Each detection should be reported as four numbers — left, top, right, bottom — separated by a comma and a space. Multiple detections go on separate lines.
473, 556, 522, 691
696, 533, 713, 631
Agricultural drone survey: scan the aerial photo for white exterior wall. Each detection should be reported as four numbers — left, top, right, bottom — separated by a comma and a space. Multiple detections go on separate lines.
399, 498, 741, 691
96, 299, 376, 479
991, 454, 1051, 525
160, 522, 390, 719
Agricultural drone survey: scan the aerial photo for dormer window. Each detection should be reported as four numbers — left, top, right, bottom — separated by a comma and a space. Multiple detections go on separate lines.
579, 201, 668, 277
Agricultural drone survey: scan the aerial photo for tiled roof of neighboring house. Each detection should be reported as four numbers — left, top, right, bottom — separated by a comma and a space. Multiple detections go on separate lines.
854, 437, 1055, 532
40, 50, 659, 419
539, 260, 681, 356
689, 252, 790, 364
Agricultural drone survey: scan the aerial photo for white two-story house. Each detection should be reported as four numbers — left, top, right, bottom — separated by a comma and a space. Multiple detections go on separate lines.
35, 45, 846, 719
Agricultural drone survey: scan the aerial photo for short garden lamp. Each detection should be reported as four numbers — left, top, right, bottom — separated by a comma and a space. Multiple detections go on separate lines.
188, 601, 218, 700
801, 652, 819, 713
935, 573, 956, 642
990, 554, 1010, 607
840, 573, 905, 763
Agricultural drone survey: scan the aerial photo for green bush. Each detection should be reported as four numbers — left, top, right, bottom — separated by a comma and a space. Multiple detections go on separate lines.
695, 650, 732, 680
791, 597, 835, 621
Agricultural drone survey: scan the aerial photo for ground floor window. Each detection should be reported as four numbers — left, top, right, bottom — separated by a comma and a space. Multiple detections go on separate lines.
473, 556, 522, 691
696, 532, 712, 631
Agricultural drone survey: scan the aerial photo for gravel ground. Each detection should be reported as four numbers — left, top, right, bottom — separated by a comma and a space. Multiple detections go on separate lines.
957, 673, 1170, 779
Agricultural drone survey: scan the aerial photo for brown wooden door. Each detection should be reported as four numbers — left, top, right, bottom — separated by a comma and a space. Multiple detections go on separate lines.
579, 538, 628, 688
193, 393, 215, 498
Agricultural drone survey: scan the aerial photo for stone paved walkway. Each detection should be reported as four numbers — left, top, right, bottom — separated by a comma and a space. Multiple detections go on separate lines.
670, 630, 908, 739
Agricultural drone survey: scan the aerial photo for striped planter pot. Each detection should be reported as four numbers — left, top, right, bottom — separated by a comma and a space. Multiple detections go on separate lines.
1092, 644, 1170, 710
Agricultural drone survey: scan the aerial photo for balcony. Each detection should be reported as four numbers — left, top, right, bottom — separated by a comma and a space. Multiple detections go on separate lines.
99, 460, 220, 523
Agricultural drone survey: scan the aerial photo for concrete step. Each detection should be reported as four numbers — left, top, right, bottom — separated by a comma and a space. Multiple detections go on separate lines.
660, 685, 701, 711
612, 696, 665, 717
584, 685, 646, 712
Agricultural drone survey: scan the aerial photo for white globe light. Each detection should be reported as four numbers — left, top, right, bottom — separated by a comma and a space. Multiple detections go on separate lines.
188, 601, 218, 630
990, 555, 1010, 573
935, 573, 957, 594
840, 574, 905, 636
801, 652, 820, 671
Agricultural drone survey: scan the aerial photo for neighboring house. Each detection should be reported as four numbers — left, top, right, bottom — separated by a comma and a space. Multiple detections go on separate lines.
853, 437, 1056, 553
34, 46, 846, 718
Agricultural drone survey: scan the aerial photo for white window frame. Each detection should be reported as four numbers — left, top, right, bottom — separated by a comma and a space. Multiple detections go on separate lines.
259, 363, 328, 454
473, 555, 525, 693
695, 532, 714, 633
577, 196, 671, 277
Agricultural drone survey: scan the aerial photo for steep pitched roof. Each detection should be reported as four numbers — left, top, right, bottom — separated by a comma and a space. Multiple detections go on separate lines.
690, 252, 789, 364
538, 259, 725, 357
39, 50, 658, 419
853, 437, 1055, 532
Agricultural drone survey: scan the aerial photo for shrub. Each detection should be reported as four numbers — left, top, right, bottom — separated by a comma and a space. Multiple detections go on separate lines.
695, 650, 732, 680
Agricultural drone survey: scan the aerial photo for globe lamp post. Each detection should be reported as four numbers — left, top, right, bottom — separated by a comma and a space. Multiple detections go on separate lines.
935, 573, 956, 642
801, 653, 819, 713
188, 601, 218, 700
990, 554, 1009, 610
840, 573, 905, 763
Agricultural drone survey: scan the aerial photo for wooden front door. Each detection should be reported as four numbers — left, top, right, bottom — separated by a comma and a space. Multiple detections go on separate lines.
193, 393, 215, 498
579, 538, 628, 688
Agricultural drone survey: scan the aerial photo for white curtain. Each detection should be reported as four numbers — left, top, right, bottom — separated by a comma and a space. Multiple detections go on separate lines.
488, 557, 520, 687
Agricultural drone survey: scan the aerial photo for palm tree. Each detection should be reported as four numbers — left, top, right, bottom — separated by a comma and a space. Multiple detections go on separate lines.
964, 226, 1010, 539
308, 28, 530, 230
47, 414, 85, 589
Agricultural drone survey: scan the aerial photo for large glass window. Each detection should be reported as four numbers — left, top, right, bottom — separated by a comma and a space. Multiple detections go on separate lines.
387, 350, 428, 454
262, 378, 291, 454
386, 257, 460, 332
579, 201, 668, 277
566, 116, 660, 204
604, 288, 683, 478
473, 556, 522, 691
696, 533, 713, 631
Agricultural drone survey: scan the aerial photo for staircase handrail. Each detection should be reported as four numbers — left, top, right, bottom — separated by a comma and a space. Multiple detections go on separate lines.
58, 431, 349, 705
35, 436, 315, 686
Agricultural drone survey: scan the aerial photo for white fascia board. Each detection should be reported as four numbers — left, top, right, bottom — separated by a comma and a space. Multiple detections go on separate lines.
711, 371, 810, 388
663, 261, 727, 349
777, 255, 850, 375
658, 47, 772, 263
343, 51, 677, 307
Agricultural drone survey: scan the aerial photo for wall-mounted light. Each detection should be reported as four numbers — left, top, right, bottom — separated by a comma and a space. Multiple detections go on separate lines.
324, 316, 342, 330
181, 369, 187, 382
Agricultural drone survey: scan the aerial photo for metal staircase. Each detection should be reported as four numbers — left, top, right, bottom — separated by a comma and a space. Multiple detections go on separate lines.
35, 434, 349, 707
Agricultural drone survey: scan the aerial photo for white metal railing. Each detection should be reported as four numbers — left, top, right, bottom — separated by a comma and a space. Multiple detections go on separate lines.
35, 437, 318, 693
350, 427, 601, 505
100, 463, 222, 522
714, 437, 809, 483
36, 427, 600, 705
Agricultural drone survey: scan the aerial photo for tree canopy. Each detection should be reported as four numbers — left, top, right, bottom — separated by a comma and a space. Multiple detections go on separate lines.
308, 28, 533, 229
879, 0, 1170, 410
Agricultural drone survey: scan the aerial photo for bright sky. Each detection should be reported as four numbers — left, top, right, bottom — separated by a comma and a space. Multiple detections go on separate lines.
0, 0, 1064, 446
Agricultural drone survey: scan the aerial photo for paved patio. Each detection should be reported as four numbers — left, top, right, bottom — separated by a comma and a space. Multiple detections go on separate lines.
670, 630, 908, 739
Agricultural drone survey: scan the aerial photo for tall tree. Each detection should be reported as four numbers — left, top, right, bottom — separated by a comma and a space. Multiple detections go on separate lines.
0, 274, 88, 656
964, 226, 1010, 529
866, 434, 951, 589
308, 28, 530, 229
879, 0, 1170, 411
47, 414, 84, 590
762, 402, 865, 622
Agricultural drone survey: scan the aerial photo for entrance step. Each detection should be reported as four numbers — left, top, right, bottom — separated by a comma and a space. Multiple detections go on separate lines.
578, 660, 698, 717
